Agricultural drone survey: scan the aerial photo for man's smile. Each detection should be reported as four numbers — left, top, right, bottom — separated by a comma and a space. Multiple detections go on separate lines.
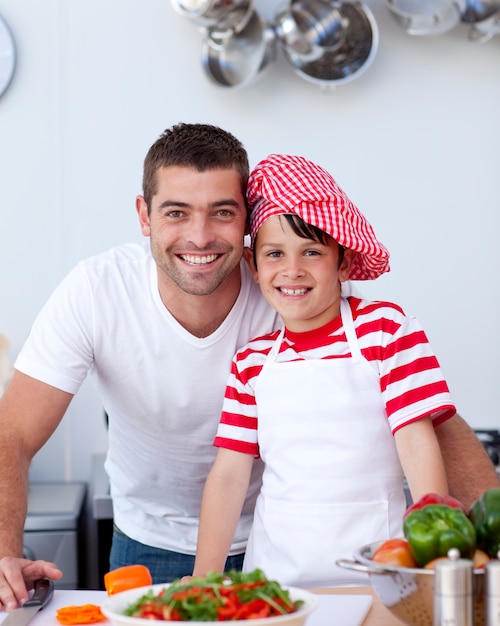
179, 253, 221, 265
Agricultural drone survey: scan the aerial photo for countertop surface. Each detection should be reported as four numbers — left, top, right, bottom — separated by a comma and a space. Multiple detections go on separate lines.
0, 587, 405, 626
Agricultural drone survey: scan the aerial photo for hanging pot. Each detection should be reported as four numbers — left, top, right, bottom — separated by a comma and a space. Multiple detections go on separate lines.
461, 0, 500, 22
201, 10, 276, 88
170, 0, 253, 37
274, 0, 347, 63
466, 9, 500, 40
384, 0, 466, 36
278, 1, 379, 90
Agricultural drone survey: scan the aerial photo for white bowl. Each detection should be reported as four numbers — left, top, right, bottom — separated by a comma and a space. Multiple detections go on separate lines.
101, 582, 319, 626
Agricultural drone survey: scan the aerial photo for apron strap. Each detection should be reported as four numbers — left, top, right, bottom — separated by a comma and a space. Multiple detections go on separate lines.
266, 327, 285, 366
340, 297, 363, 363
266, 299, 363, 365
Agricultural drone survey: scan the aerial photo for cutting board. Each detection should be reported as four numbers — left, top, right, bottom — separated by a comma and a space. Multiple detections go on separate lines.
308, 595, 372, 626
0, 591, 107, 626
0, 590, 372, 626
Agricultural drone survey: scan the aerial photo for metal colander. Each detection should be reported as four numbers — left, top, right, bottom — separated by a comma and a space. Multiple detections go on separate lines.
337, 540, 485, 626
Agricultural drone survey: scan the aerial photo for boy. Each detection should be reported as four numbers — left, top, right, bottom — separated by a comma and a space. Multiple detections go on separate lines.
192, 154, 454, 587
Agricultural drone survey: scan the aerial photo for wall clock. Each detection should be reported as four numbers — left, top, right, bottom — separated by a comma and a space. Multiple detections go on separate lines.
0, 14, 16, 98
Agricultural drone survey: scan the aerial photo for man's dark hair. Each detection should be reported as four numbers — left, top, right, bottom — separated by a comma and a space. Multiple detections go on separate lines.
142, 123, 249, 210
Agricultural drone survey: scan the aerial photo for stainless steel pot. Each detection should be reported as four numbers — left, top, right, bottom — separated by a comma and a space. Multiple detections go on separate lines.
384, 0, 467, 36
461, 0, 500, 22
278, 1, 379, 90
337, 540, 486, 626
170, 0, 253, 37
461, 0, 500, 41
201, 10, 276, 88
467, 11, 500, 40
274, 0, 347, 63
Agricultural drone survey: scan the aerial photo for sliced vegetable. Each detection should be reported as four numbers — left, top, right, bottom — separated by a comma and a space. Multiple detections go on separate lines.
403, 503, 476, 567
56, 604, 106, 624
372, 539, 417, 568
404, 493, 466, 519
469, 487, 500, 558
104, 564, 152, 596
124, 569, 302, 621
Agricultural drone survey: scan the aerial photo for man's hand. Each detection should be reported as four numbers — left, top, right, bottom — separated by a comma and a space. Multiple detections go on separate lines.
0, 557, 62, 611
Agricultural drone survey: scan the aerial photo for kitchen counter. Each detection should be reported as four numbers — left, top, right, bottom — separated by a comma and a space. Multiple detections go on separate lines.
0, 587, 405, 626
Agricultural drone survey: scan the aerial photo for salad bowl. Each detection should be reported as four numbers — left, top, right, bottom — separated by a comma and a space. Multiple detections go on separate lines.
101, 582, 319, 626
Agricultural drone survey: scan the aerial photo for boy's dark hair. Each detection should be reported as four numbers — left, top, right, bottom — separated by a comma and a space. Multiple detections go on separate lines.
142, 123, 249, 211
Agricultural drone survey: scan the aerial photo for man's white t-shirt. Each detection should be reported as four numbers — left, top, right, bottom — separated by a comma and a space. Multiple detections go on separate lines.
15, 243, 280, 555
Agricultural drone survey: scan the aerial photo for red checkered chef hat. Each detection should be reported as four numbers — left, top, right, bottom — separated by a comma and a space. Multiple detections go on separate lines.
247, 154, 390, 281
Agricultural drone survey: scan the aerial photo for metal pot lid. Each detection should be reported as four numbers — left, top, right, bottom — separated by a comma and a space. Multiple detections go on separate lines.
385, 0, 467, 36
279, 2, 378, 88
171, 0, 254, 36
201, 10, 276, 88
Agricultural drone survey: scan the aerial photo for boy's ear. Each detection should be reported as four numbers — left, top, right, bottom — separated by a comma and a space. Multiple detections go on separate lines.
243, 247, 259, 283
339, 248, 354, 283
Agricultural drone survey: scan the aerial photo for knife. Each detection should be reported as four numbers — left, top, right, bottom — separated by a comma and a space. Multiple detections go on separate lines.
3, 579, 54, 626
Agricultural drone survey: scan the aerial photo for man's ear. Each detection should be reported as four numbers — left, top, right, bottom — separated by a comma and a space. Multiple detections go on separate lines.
243, 247, 259, 283
136, 196, 151, 237
339, 249, 354, 283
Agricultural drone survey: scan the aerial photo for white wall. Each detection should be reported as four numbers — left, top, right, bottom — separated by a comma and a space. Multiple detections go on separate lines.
0, 0, 499, 483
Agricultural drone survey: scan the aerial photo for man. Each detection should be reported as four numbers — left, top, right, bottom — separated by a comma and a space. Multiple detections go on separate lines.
0, 123, 497, 609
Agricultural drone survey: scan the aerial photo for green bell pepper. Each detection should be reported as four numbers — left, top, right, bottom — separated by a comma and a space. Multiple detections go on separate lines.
469, 488, 500, 558
403, 503, 476, 567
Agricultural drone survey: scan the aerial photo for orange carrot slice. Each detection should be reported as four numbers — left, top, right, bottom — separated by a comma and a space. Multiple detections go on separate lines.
56, 604, 107, 624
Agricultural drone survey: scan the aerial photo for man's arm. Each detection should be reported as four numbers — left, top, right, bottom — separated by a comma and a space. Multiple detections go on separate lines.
436, 413, 500, 511
0, 371, 73, 609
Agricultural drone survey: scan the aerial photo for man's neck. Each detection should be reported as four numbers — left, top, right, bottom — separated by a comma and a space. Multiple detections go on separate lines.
157, 269, 242, 338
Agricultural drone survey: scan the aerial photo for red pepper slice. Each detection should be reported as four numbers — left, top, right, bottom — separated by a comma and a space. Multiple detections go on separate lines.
234, 599, 270, 620
404, 493, 466, 519
216, 595, 241, 620
104, 564, 152, 595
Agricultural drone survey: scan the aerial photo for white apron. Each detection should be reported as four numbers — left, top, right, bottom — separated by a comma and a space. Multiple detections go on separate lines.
243, 298, 407, 588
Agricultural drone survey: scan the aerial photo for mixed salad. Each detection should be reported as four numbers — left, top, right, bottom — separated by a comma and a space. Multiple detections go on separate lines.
124, 569, 303, 621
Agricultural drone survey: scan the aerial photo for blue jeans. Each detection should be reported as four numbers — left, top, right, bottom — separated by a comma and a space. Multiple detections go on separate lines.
109, 525, 245, 583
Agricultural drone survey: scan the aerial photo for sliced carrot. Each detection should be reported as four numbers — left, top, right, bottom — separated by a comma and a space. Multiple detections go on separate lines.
56, 604, 107, 624
104, 564, 153, 596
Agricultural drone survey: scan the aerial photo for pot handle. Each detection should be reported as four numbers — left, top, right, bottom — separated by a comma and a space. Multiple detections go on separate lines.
336, 558, 394, 575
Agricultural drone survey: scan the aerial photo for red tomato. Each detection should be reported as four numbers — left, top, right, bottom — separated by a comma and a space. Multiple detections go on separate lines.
372, 538, 418, 568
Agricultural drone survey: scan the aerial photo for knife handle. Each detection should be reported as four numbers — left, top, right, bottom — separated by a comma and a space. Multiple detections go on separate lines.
24, 579, 54, 608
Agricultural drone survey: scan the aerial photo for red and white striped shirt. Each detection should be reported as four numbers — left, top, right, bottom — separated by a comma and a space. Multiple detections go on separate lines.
215, 297, 456, 456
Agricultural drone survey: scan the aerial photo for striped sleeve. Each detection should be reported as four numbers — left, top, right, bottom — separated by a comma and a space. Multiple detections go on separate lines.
356, 301, 456, 433
213, 335, 277, 456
